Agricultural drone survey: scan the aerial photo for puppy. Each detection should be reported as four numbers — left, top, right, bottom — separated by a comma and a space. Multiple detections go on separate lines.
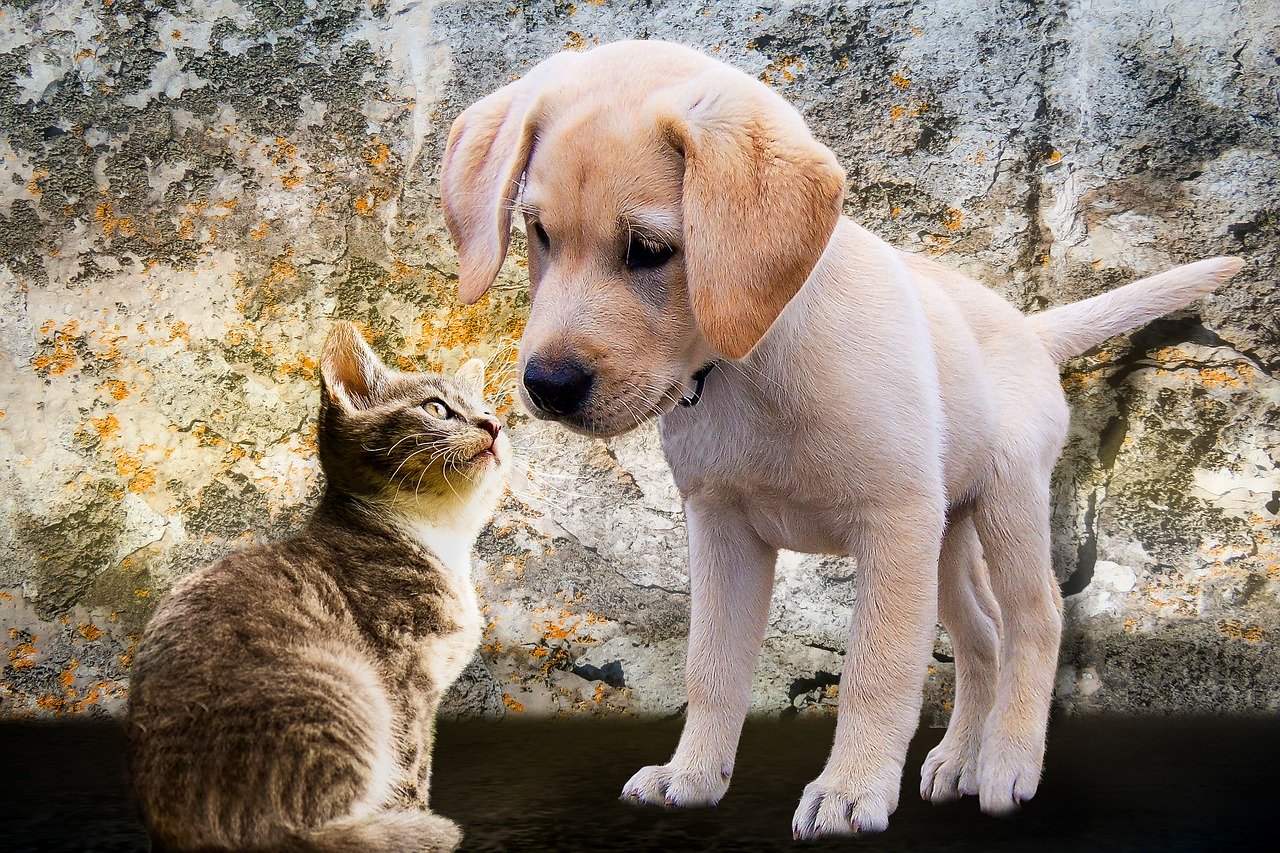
440, 40, 1242, 837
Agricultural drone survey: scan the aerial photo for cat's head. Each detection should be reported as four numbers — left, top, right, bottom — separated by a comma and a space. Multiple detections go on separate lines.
317, 322, 510, 524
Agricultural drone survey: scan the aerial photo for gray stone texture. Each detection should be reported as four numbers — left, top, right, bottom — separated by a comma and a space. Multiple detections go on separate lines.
1, 1, 1276, 721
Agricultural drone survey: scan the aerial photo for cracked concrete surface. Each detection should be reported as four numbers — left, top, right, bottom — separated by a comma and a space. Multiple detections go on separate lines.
2, 1, 1278, 721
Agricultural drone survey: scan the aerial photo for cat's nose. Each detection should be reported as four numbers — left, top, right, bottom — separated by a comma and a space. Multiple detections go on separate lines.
478, 417, 501, 440
523, 356, 594, 416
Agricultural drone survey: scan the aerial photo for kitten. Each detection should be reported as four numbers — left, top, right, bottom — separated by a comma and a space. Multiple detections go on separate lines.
127, 322, 510, 852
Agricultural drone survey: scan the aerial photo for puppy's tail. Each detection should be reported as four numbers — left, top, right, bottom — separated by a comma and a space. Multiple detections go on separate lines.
1027, 256, 1244, 363
283, 809, 462, 853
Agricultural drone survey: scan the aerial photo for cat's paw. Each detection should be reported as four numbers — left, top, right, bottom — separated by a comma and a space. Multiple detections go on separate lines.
791, 776, 895, 839
920, 731, 981, 803
620, 762, 731, 808
977, 739, 1044, 817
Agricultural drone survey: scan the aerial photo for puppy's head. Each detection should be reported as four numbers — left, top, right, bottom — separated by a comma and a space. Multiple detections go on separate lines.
442, 41, 844, 437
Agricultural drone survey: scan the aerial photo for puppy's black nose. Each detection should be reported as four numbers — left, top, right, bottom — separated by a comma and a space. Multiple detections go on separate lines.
523, 357, 594, 416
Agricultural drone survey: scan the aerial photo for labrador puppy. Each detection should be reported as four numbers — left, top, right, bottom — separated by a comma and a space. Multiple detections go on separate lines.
440, 40, 1242, 837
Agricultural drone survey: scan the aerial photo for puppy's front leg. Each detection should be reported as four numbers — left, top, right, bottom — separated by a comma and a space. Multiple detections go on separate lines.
622, 498, 777, 808
792, 500, 943, 838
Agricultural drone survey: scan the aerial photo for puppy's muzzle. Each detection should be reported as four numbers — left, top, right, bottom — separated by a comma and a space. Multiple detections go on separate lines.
523, 356, 594, 416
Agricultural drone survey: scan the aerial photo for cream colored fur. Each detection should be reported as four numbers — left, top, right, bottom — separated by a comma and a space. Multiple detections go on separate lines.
440, 40, 1244, 837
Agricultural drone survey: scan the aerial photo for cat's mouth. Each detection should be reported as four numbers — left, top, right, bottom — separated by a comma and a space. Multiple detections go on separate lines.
468, 441, 502, 466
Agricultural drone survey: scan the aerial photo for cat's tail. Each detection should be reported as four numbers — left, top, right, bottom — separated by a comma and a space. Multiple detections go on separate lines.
1027, 256, 1244, 363
283, 809, 462, 853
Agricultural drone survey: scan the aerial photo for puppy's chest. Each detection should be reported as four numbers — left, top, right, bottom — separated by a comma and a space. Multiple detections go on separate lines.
663, 404, 826, 495
662, 406, 857, 555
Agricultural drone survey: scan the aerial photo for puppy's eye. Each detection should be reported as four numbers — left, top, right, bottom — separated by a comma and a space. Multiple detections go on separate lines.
531, 221, 550, 250
625, 235, 675, 270
422, 400, 452, 419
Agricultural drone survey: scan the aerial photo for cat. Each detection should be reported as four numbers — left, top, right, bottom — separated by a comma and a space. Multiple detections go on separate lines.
127, 321, 510, 852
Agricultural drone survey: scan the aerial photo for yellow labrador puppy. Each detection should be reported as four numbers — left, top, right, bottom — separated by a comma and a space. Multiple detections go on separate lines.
441, 40, 1241, 837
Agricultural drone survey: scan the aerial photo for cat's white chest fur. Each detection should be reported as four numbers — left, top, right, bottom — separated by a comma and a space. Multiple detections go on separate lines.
398, 518, 484, 688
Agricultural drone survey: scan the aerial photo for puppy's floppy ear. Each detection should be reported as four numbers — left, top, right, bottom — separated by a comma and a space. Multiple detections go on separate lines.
655, 67, 845, 359
321, 322, 388, 410
441, 52, 580, 304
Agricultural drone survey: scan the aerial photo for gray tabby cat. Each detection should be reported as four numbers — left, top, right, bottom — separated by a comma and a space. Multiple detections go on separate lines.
127, 322, 510, 852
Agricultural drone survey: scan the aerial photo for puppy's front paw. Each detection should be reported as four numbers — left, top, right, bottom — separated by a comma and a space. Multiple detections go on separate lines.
791, 777, 895, 839
977, 740, 1044, 817
920, 731, 981, 803
620, 762, 731, 808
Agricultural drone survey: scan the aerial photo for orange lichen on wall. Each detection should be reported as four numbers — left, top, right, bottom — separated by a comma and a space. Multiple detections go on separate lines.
115, 453, 142, 478
8, 636, 38, 669
761, 54, 805, 85
1218, 619, 1265, 643
27, 167, 48, 196
129, 469, 156, 493
58, 658, 79, 687
93, 200, 137, 238
264, 249, 298, 288
363, 140, 390, 169
90, 331, 128, 366
1198, 366, 1246, 389
277, 352, 318, 380
91, 413, 121, 442
100, 379, 130, 400
31, 319, 81, 376
266, 136, 297, 166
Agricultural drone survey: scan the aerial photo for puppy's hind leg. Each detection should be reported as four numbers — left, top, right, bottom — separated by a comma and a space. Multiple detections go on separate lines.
921, 509, 1002, 803
621, 498, 777, 808
971, 471, 1063, 816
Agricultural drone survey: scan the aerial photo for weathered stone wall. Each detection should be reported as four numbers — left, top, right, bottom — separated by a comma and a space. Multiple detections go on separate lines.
2, 1, 1276, 721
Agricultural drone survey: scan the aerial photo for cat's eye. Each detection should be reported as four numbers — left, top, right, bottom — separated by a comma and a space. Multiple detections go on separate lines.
625, 234, 675, 270
422, 400, 452, 419
531, 220, 550, 250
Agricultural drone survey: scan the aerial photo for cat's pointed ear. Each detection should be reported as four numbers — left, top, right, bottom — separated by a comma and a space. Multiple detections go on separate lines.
455, 357, 486, 395
321, 322, 387, 410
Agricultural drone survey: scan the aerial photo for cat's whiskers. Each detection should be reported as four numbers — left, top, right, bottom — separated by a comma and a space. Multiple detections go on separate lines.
484, 340, 519, 370
421, 437, 488, 503
381, 432, 432, 458
509, 461, 597, 506
389, 442, 450, 501
487, 363, 520, 391
397, 443, 466, 506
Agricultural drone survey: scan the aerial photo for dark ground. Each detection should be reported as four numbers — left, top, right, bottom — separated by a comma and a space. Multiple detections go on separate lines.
1, 715, 1277, 852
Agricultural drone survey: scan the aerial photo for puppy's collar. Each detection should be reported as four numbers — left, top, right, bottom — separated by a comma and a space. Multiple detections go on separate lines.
678, 362, 718, 408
